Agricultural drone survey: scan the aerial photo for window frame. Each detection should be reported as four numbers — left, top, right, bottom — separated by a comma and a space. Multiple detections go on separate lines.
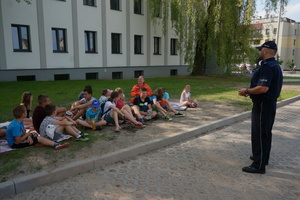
170, 38, 178, 55
134, 0, 143, 14
84, 31, 97, 53
111, 33, 122, 54
11, 24, 31, 52
83, 0, 96, 6
134, 35, 143, 54
153, 37, 161, 55
52, 28, 67, 53
110, 0, 121, 11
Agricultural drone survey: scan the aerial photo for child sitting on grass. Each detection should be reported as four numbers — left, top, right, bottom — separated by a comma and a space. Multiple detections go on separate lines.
103, 91, 145, 132
6, 105, 69, 150
180, 85, 197, 107
40, 104, 89, 142
76, 100, 107, 130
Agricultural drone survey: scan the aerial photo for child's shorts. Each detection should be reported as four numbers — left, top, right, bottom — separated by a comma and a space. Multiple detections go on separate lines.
104, 114, 115, 125
10, 136, 39, 148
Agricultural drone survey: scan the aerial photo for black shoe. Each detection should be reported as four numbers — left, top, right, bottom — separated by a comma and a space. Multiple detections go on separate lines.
242, 166, 265, 174
250, 155, 268, 165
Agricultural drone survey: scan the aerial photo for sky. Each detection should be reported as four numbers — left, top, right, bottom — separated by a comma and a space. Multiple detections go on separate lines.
255, 0, 300, 22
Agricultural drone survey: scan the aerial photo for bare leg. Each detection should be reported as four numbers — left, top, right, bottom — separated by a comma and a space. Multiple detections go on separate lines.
132, 105, 143, 119
37, 136, 55, 147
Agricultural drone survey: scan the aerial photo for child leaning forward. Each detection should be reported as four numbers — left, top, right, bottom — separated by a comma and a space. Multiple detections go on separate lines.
6, 105, 69, 150
39, 104, 89, 142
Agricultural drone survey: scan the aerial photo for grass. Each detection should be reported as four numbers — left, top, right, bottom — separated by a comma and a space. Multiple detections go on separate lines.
0, 74, 299, 182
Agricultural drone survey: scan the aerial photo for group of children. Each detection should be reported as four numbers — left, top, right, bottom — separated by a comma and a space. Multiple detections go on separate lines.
2, 76, 197, 151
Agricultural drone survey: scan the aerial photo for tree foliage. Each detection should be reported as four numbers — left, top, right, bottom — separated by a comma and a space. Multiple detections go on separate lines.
148, 0, 289, 75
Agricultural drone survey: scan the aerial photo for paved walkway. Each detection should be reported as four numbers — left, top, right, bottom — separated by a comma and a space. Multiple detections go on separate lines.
4, 100, 300, 200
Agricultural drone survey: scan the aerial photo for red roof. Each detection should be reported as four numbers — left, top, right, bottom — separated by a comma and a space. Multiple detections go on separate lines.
252, 23, 263, 29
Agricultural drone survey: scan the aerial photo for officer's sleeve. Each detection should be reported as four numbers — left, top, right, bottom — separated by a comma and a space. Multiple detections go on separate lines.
257, 66, 273, 87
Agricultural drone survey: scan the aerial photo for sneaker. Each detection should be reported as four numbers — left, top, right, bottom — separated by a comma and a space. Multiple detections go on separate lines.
54, 143, 69, 150
96, 126, 102, 130
165, 115, 172, 121
80, 132, 89, 136
75, 136, 89, 142
134, 123, 146, 127
175, 112, 185, 117
139, 118, 146, 123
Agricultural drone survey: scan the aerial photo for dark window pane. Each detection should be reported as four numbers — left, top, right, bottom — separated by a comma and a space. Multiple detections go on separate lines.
134, 35, 142, 54
134, 0, 142, 14
111, 0, 120, 10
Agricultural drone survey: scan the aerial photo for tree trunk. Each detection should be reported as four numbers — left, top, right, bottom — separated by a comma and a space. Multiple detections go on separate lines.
191, 42, 206, 75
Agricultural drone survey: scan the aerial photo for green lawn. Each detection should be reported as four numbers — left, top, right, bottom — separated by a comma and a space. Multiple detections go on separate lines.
0, 75, 299, 121
0, 75, 299, 182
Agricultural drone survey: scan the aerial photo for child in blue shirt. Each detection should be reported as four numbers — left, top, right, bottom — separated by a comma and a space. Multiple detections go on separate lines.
6, 105, 69, 150
76, 100, 107, 130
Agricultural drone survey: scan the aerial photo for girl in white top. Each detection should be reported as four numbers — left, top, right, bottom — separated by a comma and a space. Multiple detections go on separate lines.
179, 85, 197, 107
103, 91, 145, 132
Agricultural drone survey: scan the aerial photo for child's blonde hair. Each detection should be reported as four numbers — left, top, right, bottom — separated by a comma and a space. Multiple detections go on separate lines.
184, 85, 190, 91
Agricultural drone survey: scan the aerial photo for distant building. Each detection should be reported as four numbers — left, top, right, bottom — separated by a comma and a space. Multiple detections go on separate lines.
0, 0, 188, 81
251, 16, 300, 70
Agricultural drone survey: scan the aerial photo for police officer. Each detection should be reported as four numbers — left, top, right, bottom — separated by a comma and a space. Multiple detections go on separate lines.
238, 41, 283, 174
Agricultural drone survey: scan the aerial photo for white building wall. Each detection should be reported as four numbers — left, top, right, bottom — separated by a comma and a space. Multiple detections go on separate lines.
130, 4, 148, 66
106, 1, 127, 67
77, 2, 103, 68
43, 0, 74, 69
150, 18, 164, 66
2, 0, 40, 69
0, 0, 189, 81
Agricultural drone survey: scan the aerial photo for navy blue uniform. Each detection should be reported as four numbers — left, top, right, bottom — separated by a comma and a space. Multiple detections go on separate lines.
249, 57, 283, 170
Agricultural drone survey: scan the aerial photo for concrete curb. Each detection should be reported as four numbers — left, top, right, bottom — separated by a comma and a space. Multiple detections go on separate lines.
1, 95, 300, 198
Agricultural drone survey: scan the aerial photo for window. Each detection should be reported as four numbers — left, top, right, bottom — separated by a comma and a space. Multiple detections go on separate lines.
85, 31, 97, 53
17, 75, 35, 81
54, 74, 69, 81
111, 33, 121, 54
265, 29, 270, 35
52, 28, 67, 52
86, 73, 98, 80
112, 72, 123, 79
83, 0, 95, 6
294, 39, 296, 45
273, 28, 277, 35
134, 0, 142, 14
170, 69, 177, 76
170, 38, 178, 55
134, 70, 144, 78
11, 24, 31, 52
295, 29, 297, 35
134, 35, 143, 54
110, 0, 120, 10
293, 49, 295, 55
153, 37, 161, 55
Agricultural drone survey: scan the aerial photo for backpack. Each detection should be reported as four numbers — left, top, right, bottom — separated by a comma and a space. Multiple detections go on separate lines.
99, 102, 111, 118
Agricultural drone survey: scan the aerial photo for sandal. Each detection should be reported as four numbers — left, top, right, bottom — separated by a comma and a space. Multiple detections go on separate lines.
115, 126, 122, 132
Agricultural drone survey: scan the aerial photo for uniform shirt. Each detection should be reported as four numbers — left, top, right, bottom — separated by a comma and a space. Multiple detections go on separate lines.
86, 107, 102, 122
6, 119, 24, 146
250, 57, 283, 101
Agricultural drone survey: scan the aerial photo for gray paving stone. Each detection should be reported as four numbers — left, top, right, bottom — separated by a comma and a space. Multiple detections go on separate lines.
3, 100, 300, 200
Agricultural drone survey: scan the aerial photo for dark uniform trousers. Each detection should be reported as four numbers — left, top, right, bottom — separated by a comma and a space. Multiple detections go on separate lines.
251, 99, 277, 170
